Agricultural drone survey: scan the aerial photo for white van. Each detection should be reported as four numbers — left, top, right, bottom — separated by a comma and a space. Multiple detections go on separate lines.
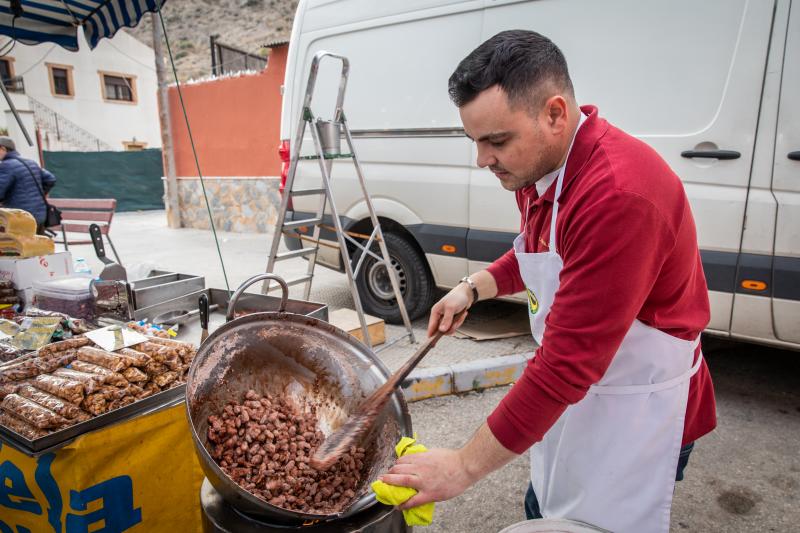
278, 0, 800, 350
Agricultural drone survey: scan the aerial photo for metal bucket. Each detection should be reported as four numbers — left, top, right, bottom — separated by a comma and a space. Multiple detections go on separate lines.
185, 274, 411, 525
315, 119, 341, 156
498, 519, 609, 533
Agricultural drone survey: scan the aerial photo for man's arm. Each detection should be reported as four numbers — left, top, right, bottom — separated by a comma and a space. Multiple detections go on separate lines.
426, 269, 499, 336
40, 167, 56, 194
379, 423, 517, 509
0, 164, 12, 200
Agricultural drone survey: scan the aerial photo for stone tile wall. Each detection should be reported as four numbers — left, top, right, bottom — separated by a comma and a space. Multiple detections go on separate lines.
176, 177, 281, 233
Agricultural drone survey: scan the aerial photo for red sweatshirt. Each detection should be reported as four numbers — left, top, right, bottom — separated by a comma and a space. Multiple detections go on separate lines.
486, 106, 717, 454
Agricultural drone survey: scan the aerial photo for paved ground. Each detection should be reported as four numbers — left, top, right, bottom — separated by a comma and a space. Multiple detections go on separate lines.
412, 337, 800, 532
80, 210, 533, 372
83, 211, 800, 532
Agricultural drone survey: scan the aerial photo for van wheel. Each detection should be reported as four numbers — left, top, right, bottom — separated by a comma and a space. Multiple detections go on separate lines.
353, 232, 434, 324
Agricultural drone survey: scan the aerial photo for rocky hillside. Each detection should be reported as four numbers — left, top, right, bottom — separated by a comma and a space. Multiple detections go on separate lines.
127, 0, 298, 81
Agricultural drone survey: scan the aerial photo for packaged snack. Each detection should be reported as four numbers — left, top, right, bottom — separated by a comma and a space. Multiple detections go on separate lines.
52, 368, 101, 393
153, 371, 178, 389
1, 394, 70, 429
37, 337, 91, 357
117, 348, 151, 367
68, 361, 128, 386
16, 384, 85, 419
122, 367, 148, 383
0, 409, 47, 439
77, 346, 131, 373
32, 374, 84, 404
81, 393, 107, 416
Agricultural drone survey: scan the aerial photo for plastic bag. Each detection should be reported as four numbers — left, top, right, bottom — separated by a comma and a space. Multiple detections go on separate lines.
16, 384, 85, 419
32, 374, 85, 404
1, 393, 70, 429
77, 346, 132, 373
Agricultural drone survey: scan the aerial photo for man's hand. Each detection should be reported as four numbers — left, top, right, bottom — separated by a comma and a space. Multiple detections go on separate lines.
378, 423, 518, 509
427, 270, 499, 336
379, 448, 475, 509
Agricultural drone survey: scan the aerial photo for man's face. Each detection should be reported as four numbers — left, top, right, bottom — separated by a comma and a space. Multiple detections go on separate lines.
460, 85, 563, 191
0, 147, 7, 159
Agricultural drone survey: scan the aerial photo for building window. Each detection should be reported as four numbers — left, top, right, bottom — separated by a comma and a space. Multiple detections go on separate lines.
99, 71, 137, 104
46, 63, 74, 97
0, 58, 22, 93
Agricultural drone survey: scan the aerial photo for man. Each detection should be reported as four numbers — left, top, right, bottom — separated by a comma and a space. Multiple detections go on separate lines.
0, 136, 57, 234
379, 30, 716, 532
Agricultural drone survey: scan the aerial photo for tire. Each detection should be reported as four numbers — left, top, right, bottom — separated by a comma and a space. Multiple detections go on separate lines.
352, 232, 435, 324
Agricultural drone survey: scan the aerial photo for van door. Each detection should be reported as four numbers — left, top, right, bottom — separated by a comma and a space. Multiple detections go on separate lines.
771, 2, 800, 343
479, 0, 776, 334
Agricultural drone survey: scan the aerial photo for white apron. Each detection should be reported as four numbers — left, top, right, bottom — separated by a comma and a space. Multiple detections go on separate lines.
515, 143, 701, 533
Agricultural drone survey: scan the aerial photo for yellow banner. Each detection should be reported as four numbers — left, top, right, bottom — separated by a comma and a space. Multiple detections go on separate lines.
0, 402, 204, 532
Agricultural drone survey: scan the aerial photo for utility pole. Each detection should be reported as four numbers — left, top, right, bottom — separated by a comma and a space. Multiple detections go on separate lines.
152, 12, 181, 229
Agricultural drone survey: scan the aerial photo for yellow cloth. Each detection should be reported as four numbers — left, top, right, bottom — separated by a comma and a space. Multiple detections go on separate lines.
371, 436, 435, 526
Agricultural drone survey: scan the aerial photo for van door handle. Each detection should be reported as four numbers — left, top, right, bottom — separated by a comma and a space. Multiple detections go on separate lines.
681, 150, 741, 160
788, 151, 800, 161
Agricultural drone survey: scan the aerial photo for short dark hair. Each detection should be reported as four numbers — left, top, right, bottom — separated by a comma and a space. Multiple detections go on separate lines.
448, 30, 574, 110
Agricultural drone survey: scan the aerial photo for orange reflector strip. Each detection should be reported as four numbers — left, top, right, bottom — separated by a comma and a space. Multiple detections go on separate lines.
298, 226, 308, 233
441, 244, 457, 253
741, 280, 767, 291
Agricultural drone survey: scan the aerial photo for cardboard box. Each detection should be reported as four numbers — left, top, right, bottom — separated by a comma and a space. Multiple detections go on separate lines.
0, 252, 74, 290
329, 308, 385, 346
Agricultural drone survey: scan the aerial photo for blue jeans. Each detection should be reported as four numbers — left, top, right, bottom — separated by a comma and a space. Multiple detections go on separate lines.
524, 442, 695, 519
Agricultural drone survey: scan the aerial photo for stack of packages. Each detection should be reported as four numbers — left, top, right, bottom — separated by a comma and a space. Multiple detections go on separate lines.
0, 336, 197, 440
0, 280, 18, 309
0, 209, 54, 258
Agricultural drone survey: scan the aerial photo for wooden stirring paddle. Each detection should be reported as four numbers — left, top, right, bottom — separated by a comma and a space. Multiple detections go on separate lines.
310, 328, 450, 470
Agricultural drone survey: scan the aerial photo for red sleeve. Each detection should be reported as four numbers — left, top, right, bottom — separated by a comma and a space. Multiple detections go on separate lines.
487, 191, 677, 453
486, 248, 524, 296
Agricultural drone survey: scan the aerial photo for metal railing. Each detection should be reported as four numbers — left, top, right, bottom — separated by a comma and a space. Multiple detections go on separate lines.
210, 35, 268, 76
28, 96, 114, 151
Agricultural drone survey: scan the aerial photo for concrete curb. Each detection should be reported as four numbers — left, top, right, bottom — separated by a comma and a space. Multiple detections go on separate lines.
401, 353, 533, 402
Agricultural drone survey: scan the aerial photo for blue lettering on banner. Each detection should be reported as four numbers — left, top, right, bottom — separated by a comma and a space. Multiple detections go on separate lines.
0, 521, 32, 533
34, 453, 61, 533
65, 476, 142, 533
0, 461, 42, 515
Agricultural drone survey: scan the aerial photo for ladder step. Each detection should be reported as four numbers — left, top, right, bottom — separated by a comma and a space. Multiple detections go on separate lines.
298, 153, 354, 160
283, 217, 323, 230
274, 247, 318, 261
266, 274, 313, 290
291, 188, 326, 197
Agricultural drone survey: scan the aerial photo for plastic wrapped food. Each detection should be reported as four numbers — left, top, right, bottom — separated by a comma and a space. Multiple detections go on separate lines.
146, 336, 195, 355
35, 351, 78, 373
153, 371, 178, 388
16, 384, 85, 419
162, 354, 183, 372
1, 394, 70, 429
0, 360, 40, 382
32, 276, 94, 321
81, 393, 107, 416
0, 382, 19, 399
0, 280, 13, 289
132, 342, 169, 363
144, 360, 168, 377
77, 346, 131, 373
108, 396, 137, 410
99, 385, 128, 401
69, 361, 128, 386
142, 381, 160, 396
0, 342, 24, 363
0, 409, 47, 439
37, 337, 91, 357
52, 368, 101, 393
117, 348, 151, 367
32, 374, 84, 404
122, 367, 148, 383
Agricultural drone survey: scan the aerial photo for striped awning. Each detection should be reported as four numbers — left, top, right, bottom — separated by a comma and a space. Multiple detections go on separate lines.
0, 0, 168, 51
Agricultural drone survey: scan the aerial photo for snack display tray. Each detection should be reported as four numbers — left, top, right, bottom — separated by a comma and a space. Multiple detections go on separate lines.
0, 383, 186, 456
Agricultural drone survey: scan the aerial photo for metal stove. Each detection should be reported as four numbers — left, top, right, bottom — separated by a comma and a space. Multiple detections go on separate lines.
200, 479, 409, 533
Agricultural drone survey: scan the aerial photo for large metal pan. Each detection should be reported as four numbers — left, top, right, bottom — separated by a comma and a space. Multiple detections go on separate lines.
185, 274, 412, 525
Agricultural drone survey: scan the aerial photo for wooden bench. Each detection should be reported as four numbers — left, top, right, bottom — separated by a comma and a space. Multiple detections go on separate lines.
48, 198, 122, 264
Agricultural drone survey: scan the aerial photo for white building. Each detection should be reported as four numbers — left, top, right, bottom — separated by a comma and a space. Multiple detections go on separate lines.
0, 27, 160, 156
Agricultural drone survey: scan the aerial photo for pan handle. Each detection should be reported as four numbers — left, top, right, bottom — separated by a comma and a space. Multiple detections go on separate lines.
227, 274, 289, 322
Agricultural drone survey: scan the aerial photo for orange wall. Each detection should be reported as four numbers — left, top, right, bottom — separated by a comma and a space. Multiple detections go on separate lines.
167, 46, 287, 177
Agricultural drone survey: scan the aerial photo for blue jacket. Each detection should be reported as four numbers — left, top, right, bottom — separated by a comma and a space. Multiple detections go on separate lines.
0, 150, 57, 224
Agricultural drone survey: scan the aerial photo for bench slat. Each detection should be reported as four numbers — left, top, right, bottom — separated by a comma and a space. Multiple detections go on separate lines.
49, 198, 117, 210
57, 210, 114, 223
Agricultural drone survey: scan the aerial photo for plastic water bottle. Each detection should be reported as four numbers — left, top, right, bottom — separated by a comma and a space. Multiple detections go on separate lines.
74, 258, 92, 275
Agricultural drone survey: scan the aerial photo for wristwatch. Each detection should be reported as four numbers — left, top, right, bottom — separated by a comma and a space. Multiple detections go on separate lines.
460, 276, 479, 307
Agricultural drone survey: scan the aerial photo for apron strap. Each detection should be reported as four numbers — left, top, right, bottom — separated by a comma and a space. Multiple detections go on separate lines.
589, 346, 703, 396
549, 112, 585, 253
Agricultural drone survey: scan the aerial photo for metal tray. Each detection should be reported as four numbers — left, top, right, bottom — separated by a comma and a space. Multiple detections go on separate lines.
131, 273, 205, 310
0, 384, 186, 456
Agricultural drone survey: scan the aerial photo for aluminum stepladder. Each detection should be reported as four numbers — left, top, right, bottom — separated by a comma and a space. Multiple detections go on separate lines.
263, 51, 416, 350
